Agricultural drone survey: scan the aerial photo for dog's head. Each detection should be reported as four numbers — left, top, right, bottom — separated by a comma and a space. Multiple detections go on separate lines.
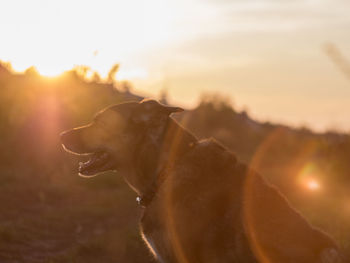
61, 99, 183, 179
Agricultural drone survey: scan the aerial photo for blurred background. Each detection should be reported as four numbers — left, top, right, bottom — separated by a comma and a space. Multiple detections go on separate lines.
0, 0, 349, 262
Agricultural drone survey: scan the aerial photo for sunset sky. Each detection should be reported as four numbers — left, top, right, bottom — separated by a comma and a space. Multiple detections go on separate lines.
1, 0, 349, 132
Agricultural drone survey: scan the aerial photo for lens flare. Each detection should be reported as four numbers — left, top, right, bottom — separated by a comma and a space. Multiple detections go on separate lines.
306, 179, 320, 191
298, 163, 322, 191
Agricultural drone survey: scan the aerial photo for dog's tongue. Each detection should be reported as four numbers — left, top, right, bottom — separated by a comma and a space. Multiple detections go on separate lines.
79, 152, 109, 175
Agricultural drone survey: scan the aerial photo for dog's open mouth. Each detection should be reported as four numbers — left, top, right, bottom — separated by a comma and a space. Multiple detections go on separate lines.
78, 151, 116, 177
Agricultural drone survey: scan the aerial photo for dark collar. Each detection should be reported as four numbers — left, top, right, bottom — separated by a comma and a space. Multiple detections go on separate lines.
136, 193, 154, 207
136, 164, 168, 208
136, 141, 197, 208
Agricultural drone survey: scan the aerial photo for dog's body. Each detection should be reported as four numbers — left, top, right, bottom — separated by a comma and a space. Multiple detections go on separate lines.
61, 100, 345, 263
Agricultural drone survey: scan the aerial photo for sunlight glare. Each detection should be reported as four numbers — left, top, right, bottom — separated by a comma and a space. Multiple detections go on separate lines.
118, 68, 148, 80
36, 65, 67, 77
298, 163, 322, 192
306, 179, 320, 191
0, 0, 178, 79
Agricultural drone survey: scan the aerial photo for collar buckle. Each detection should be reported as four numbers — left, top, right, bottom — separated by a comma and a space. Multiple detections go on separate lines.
136, 194, 154, 207
136, 196, 148, 207
136, 196, 142, 206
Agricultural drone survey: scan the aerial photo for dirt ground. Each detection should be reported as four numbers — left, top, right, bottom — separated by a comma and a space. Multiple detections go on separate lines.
0, 168, 155, 263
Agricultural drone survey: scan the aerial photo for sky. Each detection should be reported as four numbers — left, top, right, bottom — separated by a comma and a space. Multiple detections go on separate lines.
0, 0, 349, 132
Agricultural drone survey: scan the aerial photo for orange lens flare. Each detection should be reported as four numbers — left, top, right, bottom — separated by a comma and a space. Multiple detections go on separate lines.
298, 163, 322, 192
305, 179, 320, 191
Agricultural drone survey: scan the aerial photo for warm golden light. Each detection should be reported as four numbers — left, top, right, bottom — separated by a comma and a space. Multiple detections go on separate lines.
1, 0, 350, 131
306, 179, 320, 191
298, 163, 322, 192
0, 0, 178, 81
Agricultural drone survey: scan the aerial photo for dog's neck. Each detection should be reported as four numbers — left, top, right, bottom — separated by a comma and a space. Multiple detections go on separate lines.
135, 118, 197, 207
159, 118, 197, 168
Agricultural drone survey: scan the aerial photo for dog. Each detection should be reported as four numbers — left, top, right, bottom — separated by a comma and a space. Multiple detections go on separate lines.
61, 99, 345, 263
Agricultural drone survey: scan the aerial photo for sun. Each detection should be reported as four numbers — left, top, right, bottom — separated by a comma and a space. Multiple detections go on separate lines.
1, 0, 178, 79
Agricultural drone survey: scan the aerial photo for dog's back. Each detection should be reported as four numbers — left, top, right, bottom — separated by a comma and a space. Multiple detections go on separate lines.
141, 138, 343, 263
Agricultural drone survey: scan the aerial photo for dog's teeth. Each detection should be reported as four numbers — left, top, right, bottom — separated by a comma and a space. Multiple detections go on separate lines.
79, 160, 91, 169
78, 152, 108, 172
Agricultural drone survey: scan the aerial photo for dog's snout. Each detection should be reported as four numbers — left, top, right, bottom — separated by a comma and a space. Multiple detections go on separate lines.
60, 130, 68, 140
60, 130, 75, 151
60, 127, 96, 155
60, 129, 86, 154
60, 130, 72, 146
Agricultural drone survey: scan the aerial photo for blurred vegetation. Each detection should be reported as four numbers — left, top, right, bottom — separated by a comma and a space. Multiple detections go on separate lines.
0, 61, 349, 262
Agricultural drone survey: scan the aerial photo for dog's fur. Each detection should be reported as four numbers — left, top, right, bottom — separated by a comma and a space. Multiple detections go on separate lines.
61, 100, 345, 263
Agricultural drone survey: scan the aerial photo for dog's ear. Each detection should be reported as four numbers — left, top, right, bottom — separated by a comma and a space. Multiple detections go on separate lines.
141, 99, 184, 114
132, 99, 184, 124
164, 105, 184, 114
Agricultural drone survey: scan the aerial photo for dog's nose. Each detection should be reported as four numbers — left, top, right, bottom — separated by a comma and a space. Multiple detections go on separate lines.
60, 129, 91, 154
